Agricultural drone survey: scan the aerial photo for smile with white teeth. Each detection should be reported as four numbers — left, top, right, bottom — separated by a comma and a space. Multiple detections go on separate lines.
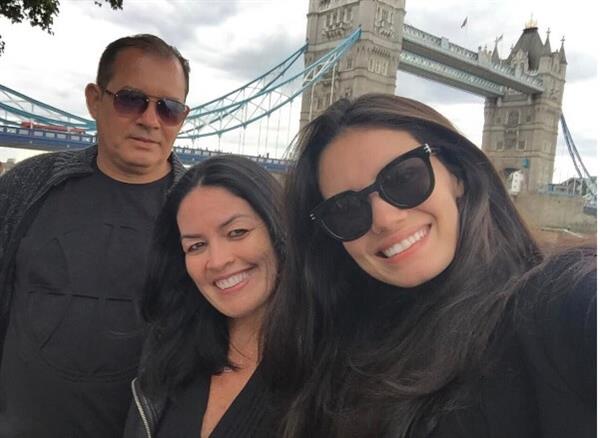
214, 269, 253, 290
382, 227, 428, 258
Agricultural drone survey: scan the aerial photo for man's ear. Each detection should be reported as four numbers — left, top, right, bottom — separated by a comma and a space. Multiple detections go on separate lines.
85, 83, 101, 120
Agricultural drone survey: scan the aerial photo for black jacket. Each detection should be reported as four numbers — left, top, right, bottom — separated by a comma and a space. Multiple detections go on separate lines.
428, 251, 596, 438
126, 377, 166, 438
0, 146, 185, 360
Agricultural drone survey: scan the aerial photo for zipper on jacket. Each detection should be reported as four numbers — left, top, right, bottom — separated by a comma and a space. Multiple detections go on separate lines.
132, 379, 152, 438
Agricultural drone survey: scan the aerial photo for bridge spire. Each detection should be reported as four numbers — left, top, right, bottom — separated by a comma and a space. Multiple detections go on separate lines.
559, 36, 568, 64
492, 40, 501, 64
542, 28, 552, 55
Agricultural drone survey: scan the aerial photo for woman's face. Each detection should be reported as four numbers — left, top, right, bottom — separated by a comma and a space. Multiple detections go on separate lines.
317, 127, 463, 288
177, 185, 278, 325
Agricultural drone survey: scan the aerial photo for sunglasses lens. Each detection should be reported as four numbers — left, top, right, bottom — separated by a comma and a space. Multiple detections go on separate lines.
157, 99, 188, 125
320, 194, 372, 241
113, 90, 148, 115
313, 149, 434, 242
381, 157, 432, 208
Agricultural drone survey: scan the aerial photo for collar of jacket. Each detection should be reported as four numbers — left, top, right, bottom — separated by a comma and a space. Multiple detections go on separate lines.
49, 145, 186, 181
131, 377, 167, 438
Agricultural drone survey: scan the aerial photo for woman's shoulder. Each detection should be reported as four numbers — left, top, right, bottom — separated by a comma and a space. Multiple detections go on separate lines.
512, 245, 596, 338
433, 247, 597, 438
508, 245, 596, 432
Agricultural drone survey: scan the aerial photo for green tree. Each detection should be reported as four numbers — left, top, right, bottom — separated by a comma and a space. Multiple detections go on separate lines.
0, 0, 123, 55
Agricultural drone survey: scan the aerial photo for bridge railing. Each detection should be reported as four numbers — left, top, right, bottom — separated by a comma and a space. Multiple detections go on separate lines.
398, 51, 505, 96
0, 125, 292, 173
0, 124, 96, 149
172, 146, 291, 173
0, 84, 96, 132
402, 24, 544, 90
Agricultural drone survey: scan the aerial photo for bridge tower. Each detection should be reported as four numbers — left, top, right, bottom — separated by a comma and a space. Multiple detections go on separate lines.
482, 20, 567, 192
301, 0, 406, 126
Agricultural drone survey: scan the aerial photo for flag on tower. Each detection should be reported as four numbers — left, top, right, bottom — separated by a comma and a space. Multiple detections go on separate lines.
460, 16, 468, 28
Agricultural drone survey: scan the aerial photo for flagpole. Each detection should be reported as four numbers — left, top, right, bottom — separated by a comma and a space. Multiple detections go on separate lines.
460, 16, 469, 48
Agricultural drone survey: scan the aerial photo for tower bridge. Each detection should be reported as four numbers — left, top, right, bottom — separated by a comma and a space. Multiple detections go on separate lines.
302, 0, 568, 195
0, 0, 595, 228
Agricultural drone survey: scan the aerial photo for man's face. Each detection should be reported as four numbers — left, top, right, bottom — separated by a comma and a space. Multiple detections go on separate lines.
85, 48, 187, 183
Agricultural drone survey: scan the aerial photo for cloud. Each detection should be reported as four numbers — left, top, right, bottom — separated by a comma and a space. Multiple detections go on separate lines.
73, 0, 239, 50
404, 2, 502, 49
565, 50, 597, 82
558, 136, 597, 159
211, 30, 304, 83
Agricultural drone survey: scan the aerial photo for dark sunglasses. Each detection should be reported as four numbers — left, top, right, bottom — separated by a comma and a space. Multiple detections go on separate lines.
310, 144, 435, 242
102, 87, 189, 126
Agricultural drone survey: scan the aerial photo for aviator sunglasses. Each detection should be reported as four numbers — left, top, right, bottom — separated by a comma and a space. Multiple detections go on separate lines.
310, 144, 435, 242
102, 88, 190, 126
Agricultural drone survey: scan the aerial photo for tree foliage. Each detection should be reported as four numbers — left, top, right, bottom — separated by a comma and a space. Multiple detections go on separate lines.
0, 0, 123, 56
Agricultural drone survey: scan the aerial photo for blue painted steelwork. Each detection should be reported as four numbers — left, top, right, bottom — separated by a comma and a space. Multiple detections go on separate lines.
0, 124, 95, 151
0, 28, 360, 146
559, 113, 596, 215
0, 124, 290, 172
187, 43, 307, 120
560, 113, 595, 194
0, 84, 96, 132
172, 146, 291, 173
179, 28, 361, 139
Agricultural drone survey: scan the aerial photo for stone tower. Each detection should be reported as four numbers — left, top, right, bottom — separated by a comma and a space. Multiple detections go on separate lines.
482, 20, 567, 192
300, 0, 406, 126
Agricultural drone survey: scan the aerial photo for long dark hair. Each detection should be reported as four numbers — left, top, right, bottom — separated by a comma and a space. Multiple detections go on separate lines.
140, 155, 284, 397
262, 94, 548, 436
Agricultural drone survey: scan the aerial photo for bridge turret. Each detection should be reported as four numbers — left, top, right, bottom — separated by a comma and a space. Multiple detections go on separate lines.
508, 24, 544, 71
491, 42, 501, 64
542, 28, 552, 56
559, 37, 568, 65
482, 21, 567, 193
301, 0, 406, 126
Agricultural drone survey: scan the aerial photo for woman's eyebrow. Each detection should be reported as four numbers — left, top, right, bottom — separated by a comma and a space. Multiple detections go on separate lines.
179, 214, 254, 240
219, 214, 253, 229
180, 233, 204, 240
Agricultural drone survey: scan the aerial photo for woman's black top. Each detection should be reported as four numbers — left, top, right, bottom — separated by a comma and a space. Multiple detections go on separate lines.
426, 266, 596, 437
155, 369, 274, 438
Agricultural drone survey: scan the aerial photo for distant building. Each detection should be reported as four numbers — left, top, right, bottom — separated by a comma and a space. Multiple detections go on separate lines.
547, 176, 597, 196
508, 170, 524, 195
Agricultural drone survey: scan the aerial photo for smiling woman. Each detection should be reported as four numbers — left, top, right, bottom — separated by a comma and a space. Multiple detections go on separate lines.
261, 93, 596, 438
123, 155, 284, 438
177, 185, 277, 325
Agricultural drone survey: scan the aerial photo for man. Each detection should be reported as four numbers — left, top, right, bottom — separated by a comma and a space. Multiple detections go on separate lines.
0, 34, 190, 437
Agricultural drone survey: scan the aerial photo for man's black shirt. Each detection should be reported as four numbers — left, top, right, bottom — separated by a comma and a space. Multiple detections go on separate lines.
0, 166, 170, 438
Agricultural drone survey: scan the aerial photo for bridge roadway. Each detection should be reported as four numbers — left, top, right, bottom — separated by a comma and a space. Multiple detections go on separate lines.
401, 24, 545, 97
0, 124, 291, 174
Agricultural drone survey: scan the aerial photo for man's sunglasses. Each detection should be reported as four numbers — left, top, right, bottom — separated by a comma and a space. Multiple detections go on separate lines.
310, 144, 435, 242
102, 88, 190, 126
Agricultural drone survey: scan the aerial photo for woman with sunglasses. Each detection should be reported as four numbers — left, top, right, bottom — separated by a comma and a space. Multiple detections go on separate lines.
123, 155, 284, 437
262, 94, 596, 437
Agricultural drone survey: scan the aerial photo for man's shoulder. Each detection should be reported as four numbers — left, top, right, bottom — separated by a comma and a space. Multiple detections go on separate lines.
169, 152, 186, 180
1, 147, 96, 187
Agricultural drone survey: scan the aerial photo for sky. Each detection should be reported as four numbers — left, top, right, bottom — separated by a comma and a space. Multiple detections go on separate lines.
0, 0, 597, 182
